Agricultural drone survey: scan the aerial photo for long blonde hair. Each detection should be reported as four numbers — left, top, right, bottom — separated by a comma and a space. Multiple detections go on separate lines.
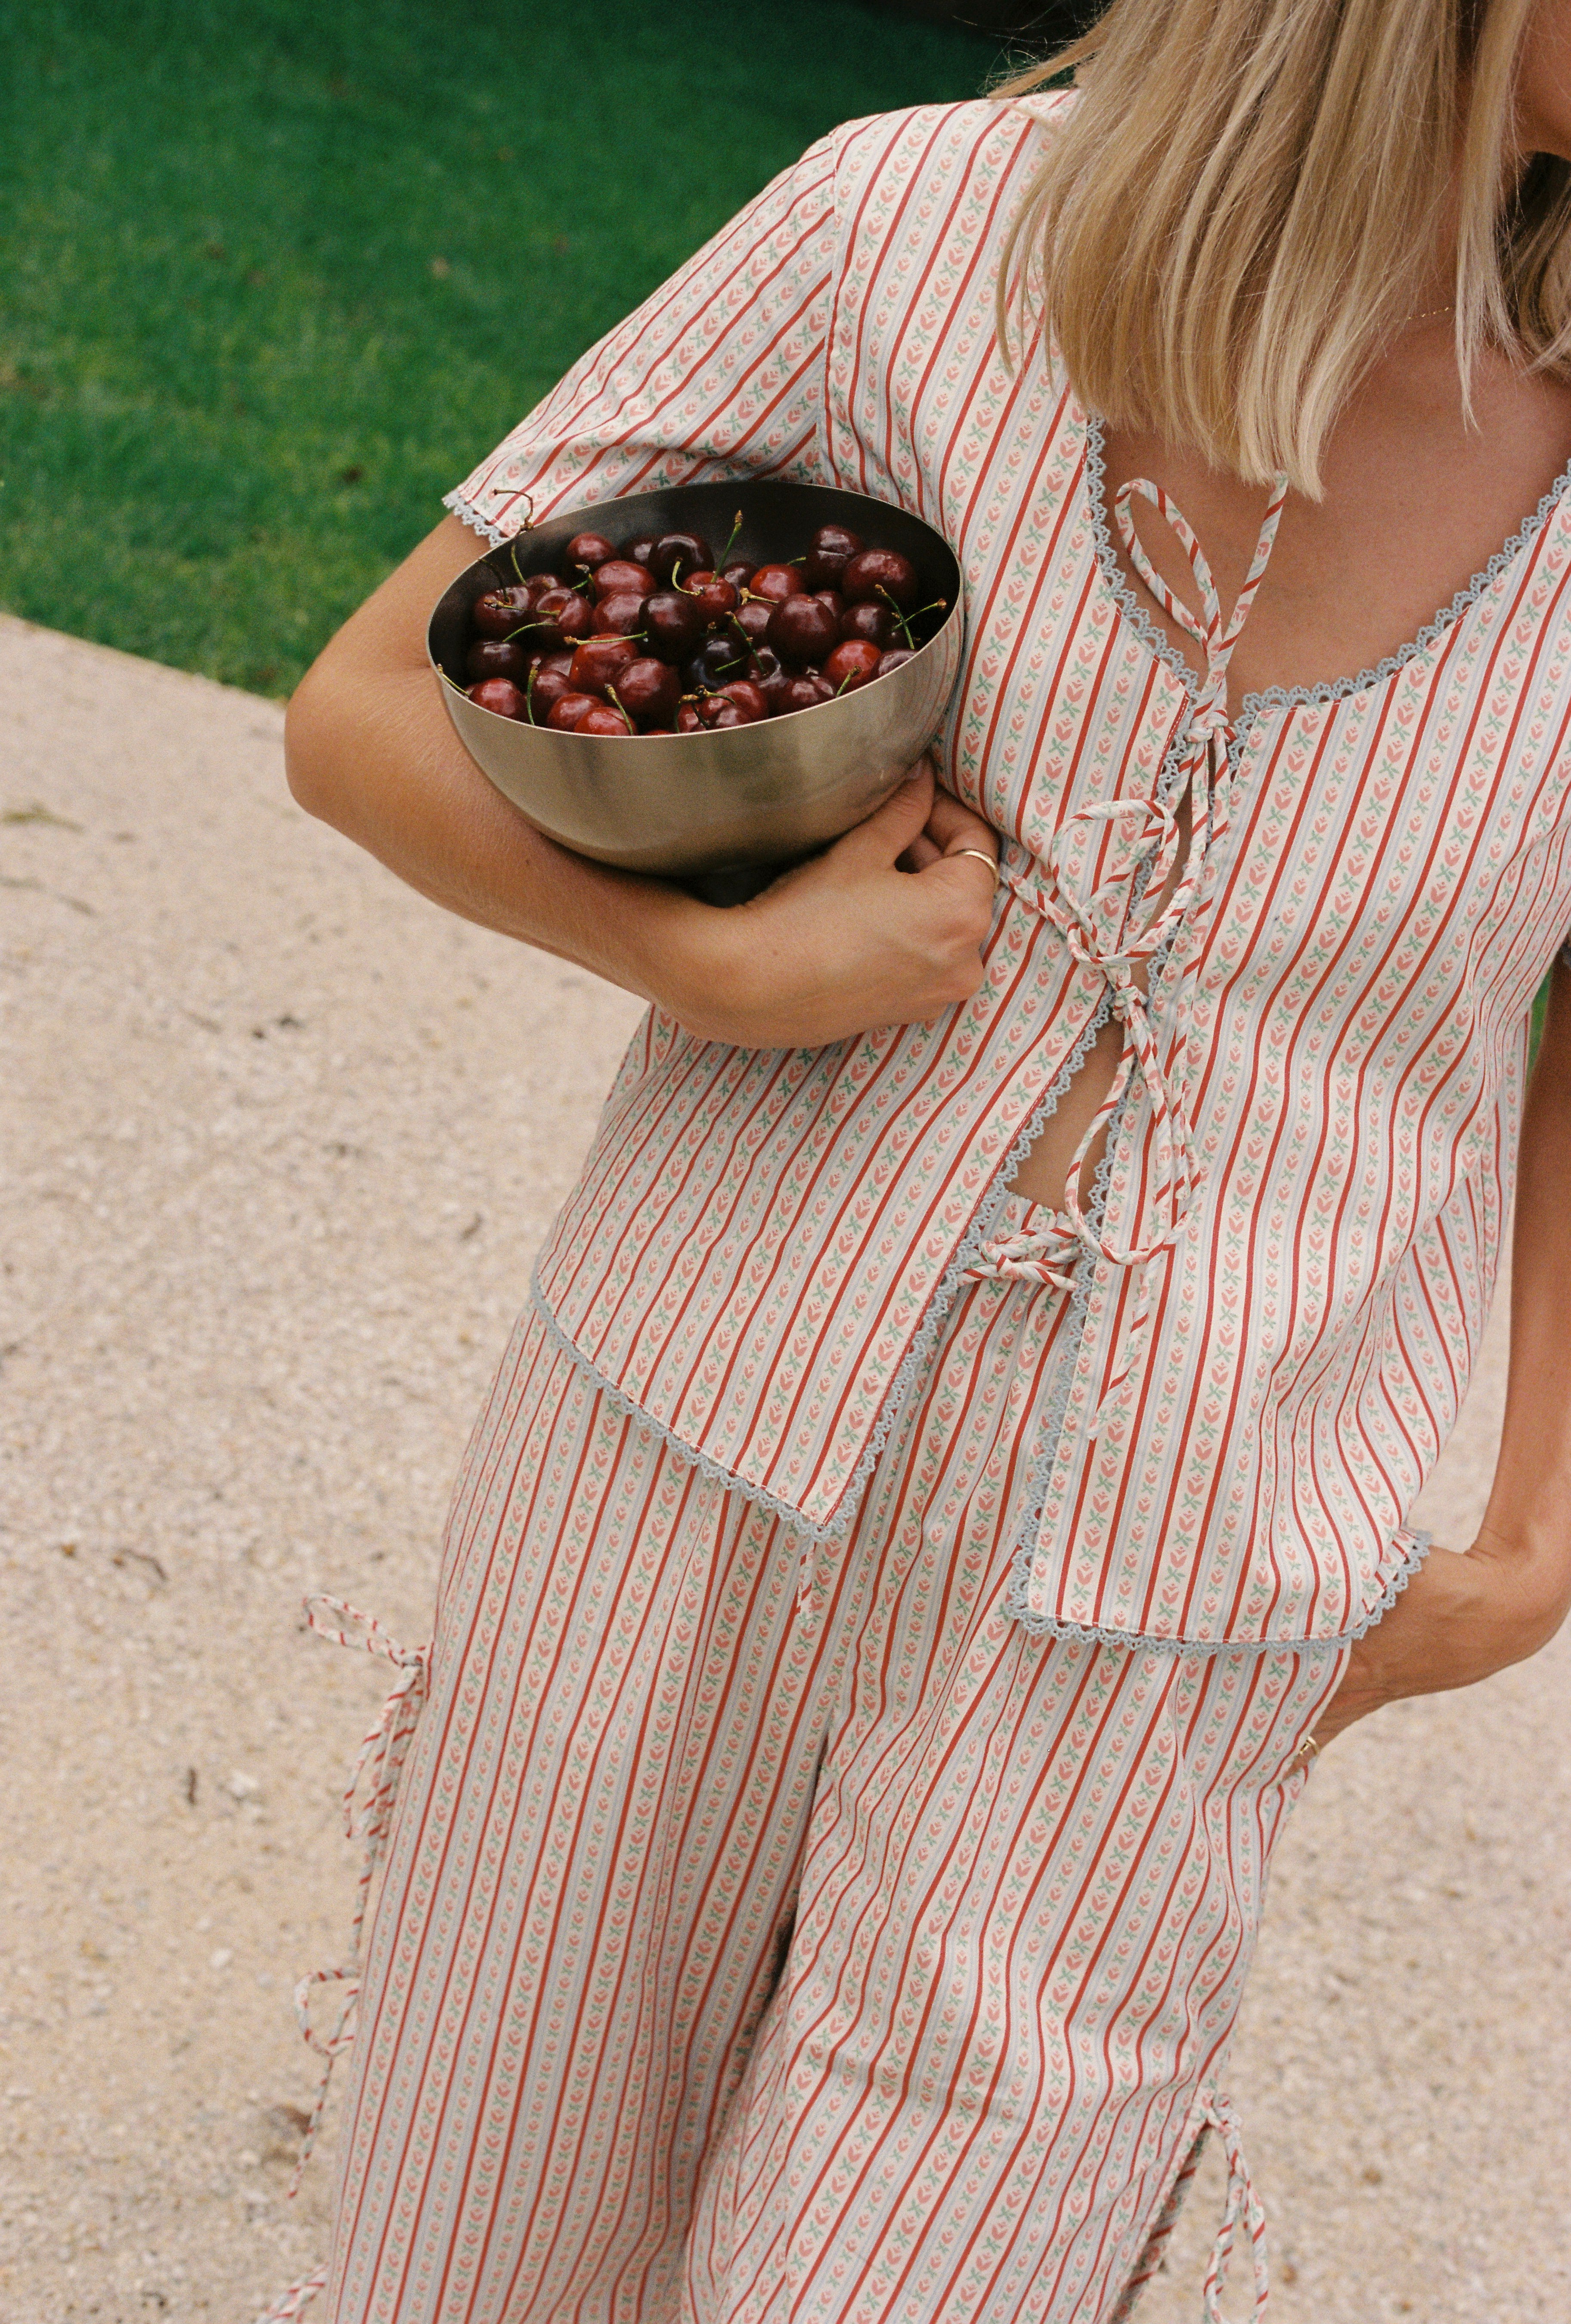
998, 0, 1571, 494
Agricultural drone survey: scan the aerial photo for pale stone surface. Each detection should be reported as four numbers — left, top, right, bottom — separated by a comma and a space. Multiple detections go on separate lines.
1, 615, 1565, 2322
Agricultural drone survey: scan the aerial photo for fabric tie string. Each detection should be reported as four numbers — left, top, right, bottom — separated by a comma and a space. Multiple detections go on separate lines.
963, 1210, 1084, 1290
1032, 470, 1286, 1430
254, 1592, 431, 2324
1200, 2094, 1270, 2322
254, 1599, 431, 2321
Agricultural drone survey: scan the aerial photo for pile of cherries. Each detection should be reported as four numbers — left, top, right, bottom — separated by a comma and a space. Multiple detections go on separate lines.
459, 517, 944, 734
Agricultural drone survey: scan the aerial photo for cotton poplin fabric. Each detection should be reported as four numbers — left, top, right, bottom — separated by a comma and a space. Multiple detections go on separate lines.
308, 1204, 1345, 2322
448, 93, 1571, 1651
257, 86, 1571, 2324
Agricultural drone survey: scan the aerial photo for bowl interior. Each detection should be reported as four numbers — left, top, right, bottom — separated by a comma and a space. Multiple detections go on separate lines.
428, 478, 962, 691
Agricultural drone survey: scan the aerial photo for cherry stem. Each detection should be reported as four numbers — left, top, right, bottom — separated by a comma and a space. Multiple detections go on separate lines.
605, 685, 633, 732
714, 509, 744, 572
877, 587, 948, 649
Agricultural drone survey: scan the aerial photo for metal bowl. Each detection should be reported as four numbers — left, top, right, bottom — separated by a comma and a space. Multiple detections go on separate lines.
428, 478, 964, 883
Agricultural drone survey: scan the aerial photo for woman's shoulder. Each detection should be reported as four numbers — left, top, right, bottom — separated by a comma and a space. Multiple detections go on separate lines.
825, 85, 1075, 204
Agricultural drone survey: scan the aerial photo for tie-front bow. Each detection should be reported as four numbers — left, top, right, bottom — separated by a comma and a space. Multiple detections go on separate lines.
1033, 470, 1288, 1425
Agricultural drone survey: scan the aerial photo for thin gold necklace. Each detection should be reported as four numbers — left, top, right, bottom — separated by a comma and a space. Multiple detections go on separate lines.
1410, 302, 1455, 325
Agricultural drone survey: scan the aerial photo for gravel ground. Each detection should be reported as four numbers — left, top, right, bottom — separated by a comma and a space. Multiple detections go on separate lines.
1, 612, 1566, 2324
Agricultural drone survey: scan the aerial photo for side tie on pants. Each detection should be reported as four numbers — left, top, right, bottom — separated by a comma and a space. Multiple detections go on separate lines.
254, 1596, 431, 2324
1034, 472, 1288, 1431
1201, 2093, 1271, 2322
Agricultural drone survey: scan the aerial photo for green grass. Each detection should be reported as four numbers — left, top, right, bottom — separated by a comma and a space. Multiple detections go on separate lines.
0, 0, 1002, 696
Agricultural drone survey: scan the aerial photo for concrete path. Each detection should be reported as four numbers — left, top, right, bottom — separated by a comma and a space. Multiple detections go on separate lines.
1, 613, 1565, 2323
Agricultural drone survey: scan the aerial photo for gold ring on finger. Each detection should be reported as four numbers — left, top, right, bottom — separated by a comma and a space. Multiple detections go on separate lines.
949, 847, 1000, 884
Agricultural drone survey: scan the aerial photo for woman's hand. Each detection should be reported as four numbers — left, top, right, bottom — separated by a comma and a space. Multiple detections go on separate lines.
665, 759, 1004, 1048
285, 519, 1001, 1046
1314, 959, 1571, 1754
1311, 1523, 1571, 1750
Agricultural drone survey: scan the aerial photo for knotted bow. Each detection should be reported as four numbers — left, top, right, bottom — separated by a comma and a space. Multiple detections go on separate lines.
1038, 472, 1287, 1428
1200, 2094, 1270, 2322
963, 1210, 1084, 1291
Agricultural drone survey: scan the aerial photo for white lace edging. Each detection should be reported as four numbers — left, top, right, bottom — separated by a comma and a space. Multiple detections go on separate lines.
1004, 1528, 1432, 1657
1081, 408, 1571, 725
443, 488, 508, 548
528, 991, 1116, 1551
528, 1266, 850, 1543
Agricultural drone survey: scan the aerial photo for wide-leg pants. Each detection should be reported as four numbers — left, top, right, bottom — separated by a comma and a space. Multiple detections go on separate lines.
315, 1200, 1346, 2323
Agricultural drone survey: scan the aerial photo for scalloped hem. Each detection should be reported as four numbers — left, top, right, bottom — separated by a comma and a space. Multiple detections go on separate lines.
527, 993, 1115, 1559
1000, 1528, 1434, 1657
443, 488, 508, 548
1081, 406, 1571, 725
532, 1262, 1435, 1658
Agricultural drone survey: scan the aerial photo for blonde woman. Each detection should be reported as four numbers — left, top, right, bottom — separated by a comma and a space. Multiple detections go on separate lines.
271, 2, 1571, 2317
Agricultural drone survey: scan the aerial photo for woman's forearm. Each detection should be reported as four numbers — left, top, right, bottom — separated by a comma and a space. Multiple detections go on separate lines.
283, 516, 712, 1008
280, 515, 1001, 1051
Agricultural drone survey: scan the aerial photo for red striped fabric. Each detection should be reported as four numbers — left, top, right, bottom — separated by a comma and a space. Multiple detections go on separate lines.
310, 1203, 1346, 2321
447, 94, 1571, 1649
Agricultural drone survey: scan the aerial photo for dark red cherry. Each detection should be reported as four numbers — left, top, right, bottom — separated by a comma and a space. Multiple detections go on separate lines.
528, 667, 575, 721
732, 599, 775, 646
590, 590, 649, 637
546, 690, 600, 732
721, 562, 754, 593
568, 635, 639, 698
578, 701, 633, 735
465, 636, 528, 683
838, 600, 896, 649
616, 657, 681, 725
813, 589, 845, 622
624, 534, 659, 569
468, 676, 527, 718
780, 673, 835, 713
643, 590, 706, 659
529, 588, 595, 651
802, 523, 864, 590
749, 562, 805, 605
695, 696, 747, 729
824, 639, 883, 693
843, 547, 919, 610
716, 679, 768, 723
471, 585, 532, 639
687, 632, 751, 690
683, 571, 740, 618
747, 645, 788, 704
651, 531, 712, 586
877, 646, 917, 677
767, 595, 840, 666
593, 559, 656, 602
675, 701, 704, 733
524, 571, 563, 602
565, 530, 617, 573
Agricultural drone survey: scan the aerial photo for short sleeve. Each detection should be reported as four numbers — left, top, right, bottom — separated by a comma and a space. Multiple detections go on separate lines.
445, 127, 852, 545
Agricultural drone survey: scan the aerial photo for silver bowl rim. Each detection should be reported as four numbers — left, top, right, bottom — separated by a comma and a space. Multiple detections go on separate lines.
429, 482, 965, 738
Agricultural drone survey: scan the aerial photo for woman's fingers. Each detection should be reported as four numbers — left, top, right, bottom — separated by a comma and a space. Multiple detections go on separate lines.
923, 784, 1000, 858
836, 758, 936, 871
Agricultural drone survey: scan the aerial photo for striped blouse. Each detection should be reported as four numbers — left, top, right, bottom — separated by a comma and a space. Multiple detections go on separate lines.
446, 94, 1571, 1650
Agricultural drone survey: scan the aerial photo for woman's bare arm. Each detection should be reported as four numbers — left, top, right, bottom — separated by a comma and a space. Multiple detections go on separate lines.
284, 515, 1001, 1048
1317, 956, 1571, 1741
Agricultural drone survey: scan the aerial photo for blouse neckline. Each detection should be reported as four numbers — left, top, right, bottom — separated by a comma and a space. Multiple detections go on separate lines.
1080, 406, 1571, 729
